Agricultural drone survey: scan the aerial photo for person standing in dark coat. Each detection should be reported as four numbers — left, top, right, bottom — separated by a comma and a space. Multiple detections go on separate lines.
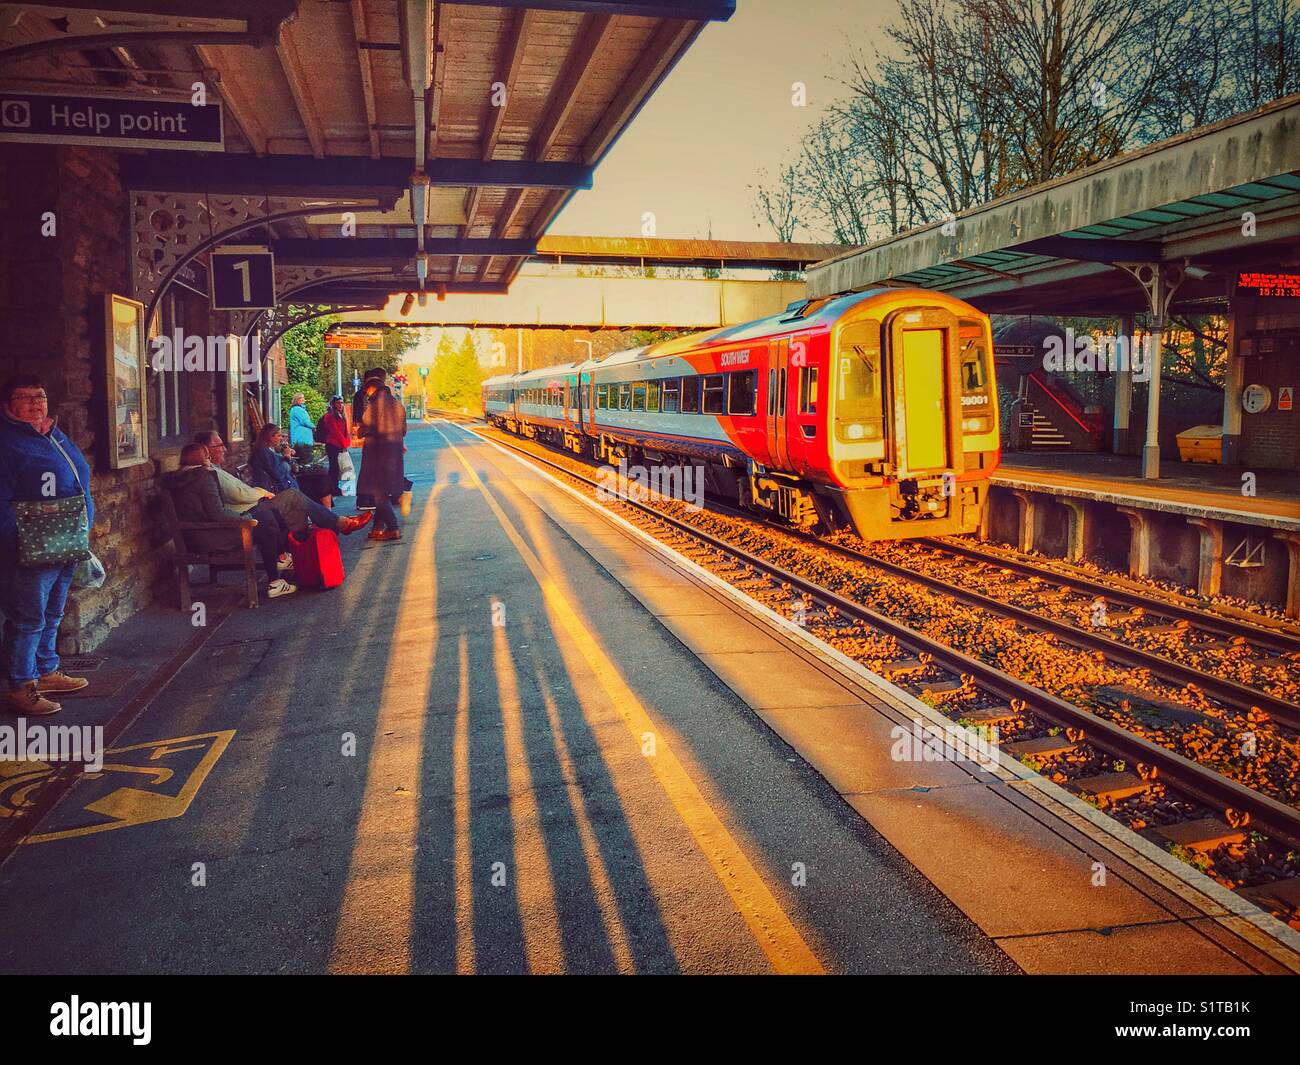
355, 374, 406, 542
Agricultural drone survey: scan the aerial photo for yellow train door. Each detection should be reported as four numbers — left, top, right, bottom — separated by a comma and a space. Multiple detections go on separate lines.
888, 310, 957, 475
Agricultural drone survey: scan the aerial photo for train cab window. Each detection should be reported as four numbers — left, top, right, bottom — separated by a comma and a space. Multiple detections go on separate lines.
799, 366, 819, 414
632, 383, 647, 411
702, 374, 726, 414
662, 378, 680, 413
835, 321, 884, 442
680, 377, 700, 413
958, 319, 989, 391
619, 383, 632, 411
728, 370, 757, 415
646, 381, 661, 412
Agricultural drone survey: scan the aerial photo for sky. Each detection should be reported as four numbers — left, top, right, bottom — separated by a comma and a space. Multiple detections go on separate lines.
548, 0, 896, 243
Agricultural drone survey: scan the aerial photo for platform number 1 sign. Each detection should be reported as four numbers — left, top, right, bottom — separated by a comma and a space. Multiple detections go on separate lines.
211, 246, 275, 310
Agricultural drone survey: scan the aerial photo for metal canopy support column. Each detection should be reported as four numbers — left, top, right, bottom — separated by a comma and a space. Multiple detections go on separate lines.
1116, 263, 1188, 480
1222, 302, 1245, 465
1113, 312, 1134, 455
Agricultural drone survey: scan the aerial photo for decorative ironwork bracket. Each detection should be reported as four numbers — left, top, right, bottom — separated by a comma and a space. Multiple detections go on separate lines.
129, 190, 382, 326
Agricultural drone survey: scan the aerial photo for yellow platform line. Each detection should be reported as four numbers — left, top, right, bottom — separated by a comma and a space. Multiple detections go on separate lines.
453, 635, 475, 975
436, 426, 824, 975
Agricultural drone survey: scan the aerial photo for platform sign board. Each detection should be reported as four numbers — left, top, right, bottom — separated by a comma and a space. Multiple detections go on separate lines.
211, 247, 275, 311
0, 89, 223, 151
1018, 412, 1035, 428
995, 344, 1039, 359
1235, 271, 1300, 301
323, 330, 384, 351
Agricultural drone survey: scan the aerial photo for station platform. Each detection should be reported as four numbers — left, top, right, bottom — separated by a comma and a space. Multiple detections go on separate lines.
997, 453, 1300, 525
989, 453, 1300, 614
0, 422, 1295, 974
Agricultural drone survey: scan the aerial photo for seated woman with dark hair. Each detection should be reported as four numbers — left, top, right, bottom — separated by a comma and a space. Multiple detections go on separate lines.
250, 422, 300, 493
251, 421, 337, 507
165, 443, 296, 599
246, 423, 369, 536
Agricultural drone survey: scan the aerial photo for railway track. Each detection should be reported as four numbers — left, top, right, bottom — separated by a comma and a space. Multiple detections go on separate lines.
723, 518, 1300, 731
916, 536, 1300, 643
469, 425, 1300, 873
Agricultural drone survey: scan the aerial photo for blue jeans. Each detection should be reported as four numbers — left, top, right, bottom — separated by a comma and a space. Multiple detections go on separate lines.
0, 559, 77, 689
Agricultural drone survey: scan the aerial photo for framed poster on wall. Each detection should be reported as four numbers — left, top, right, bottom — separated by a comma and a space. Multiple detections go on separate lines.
104, 293, 149, 468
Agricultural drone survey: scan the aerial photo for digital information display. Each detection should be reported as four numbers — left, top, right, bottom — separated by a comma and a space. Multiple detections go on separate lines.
1236, 271, 1300, 299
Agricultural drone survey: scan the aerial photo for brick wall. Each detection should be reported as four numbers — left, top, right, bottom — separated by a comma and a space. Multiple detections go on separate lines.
1239, 313, 1300, 471
1, 143, 249, 652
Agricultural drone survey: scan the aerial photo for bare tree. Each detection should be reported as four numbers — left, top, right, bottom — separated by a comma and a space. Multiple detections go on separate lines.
752, 164, 801, 242
757, 0, 1297, 245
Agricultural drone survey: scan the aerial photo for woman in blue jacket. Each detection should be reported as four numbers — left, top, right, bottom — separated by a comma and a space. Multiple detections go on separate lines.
0, 375, 93, 716
288, 393, 315, 462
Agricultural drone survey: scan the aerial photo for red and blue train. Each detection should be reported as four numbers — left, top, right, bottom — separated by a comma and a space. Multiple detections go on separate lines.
482, 287, 999, 540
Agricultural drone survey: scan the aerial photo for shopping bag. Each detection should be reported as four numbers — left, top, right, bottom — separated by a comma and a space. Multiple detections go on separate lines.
287, 527, 345, 590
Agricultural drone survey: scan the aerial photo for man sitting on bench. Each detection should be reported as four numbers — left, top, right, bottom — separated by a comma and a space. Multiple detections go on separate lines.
166, 443, 297, 599
192, 430, 370, 538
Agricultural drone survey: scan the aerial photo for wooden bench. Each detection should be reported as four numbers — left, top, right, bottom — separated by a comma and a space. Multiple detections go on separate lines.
160, 489, 259, 610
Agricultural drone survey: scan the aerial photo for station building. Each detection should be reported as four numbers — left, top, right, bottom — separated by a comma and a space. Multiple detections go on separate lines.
808, 95, 1300, 615
0, 0, 729, 650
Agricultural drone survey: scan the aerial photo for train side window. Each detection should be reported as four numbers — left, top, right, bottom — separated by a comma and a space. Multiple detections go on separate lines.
662, 378, 680, 413
647, 380, 661, 412
595, 384, 607, 409
619, 383, 632, 411
728, 370, 757, 415
768, 369, 776, 416
681, 377, 700, 413
799, 366, 819, 414
632, 383, 647, 411
702, 374, 725, 414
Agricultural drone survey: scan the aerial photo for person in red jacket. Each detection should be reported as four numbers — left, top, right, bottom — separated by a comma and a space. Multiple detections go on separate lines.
318, 395, 352, 497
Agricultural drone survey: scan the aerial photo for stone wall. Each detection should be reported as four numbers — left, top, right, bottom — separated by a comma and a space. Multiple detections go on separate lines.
1, 142, 249, 652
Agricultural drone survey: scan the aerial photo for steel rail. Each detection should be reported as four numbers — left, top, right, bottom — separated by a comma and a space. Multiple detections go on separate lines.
916, 537, 1300, 655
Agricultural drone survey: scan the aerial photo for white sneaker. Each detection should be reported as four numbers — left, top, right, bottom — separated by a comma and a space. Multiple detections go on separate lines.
277, 553, 293, 572
267, 579, 297, 598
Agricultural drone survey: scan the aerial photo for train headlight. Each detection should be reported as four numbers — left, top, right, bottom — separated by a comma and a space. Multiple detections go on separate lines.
846, 423, 865, 440
962, 416, 991, 433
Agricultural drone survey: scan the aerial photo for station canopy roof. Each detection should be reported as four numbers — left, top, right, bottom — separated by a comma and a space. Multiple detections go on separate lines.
807, 94, 1300, 318
0, 0, 734, 294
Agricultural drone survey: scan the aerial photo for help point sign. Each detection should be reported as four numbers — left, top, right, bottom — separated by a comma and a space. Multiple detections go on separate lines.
0, 89, 223, 151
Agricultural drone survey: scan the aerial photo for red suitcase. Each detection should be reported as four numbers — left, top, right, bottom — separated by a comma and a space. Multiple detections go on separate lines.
287, 527, 344, 589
